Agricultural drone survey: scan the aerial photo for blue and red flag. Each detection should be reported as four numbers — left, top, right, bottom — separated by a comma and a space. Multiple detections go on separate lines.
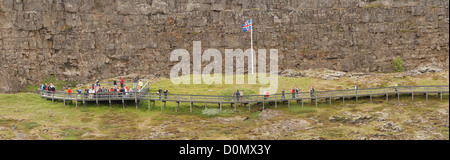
242, 19, 252, 32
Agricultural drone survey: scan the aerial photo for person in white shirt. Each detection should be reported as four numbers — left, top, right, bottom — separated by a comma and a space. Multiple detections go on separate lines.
138, 80, 143, 90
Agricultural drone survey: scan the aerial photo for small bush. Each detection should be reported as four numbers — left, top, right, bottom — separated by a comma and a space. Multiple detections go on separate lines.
393, 56, 404, 72
364, 3, 385, 8
62, 24, 72, 32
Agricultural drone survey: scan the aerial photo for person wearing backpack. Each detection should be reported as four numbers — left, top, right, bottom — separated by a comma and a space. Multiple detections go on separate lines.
158, 88, 162, 100
164, 89, 168, 100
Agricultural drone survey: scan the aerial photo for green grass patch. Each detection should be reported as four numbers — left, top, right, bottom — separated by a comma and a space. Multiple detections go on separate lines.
18, 121, 40, 130
288, 106, 318, 114
60, 127, 92, 140
319, 128, 345, 139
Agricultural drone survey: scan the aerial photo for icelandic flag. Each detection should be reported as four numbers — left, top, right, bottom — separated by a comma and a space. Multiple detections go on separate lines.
242, 19, 252, 32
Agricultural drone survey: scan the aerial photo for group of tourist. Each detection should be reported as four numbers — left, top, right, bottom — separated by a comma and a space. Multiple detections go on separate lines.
58, 77, 146, 99
280, 86, 316, 100
232, 90, 245, 102
40, 83, 56, 96
157, 88, 168, 100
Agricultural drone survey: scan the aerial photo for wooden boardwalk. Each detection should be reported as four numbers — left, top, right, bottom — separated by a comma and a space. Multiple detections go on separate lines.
40, 85, 449, 112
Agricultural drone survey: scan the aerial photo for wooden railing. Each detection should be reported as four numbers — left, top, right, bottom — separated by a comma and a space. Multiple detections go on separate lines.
39, 85, 449, 112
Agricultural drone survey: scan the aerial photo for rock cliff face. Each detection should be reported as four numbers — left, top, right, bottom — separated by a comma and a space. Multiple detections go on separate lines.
0, 0, 449, 92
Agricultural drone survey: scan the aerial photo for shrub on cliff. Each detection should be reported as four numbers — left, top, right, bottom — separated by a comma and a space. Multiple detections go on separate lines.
393, 56, 404, 72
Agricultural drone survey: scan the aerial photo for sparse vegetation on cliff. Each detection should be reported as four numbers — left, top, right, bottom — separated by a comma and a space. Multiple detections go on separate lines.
363, 3, 386, 8
393, 56, 404, 72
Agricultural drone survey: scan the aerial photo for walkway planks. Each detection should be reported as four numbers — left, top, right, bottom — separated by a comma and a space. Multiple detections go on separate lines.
40, 85, 449, 112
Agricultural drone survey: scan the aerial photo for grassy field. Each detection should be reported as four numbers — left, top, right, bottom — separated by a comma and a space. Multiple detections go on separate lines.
0, 71, 448, 140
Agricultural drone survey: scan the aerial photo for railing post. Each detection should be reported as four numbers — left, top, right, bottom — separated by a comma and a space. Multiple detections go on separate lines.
301, 97, 303, 107
329, 96, 331, 106
275, 95, 277, 109
96, 91, 98, 107
76, 93, 78, 108
190, 96, 193, 113
263, 96, 265, 110
386, 88, 388, 102
83, 92, 85, 107
109, 93, 111, 108
134, 92, 137, 109
248, 99, 251, 112
288, 99, 290, 108
315, 96, 318, 107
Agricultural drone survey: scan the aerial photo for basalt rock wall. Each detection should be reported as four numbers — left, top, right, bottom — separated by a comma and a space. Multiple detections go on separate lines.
0, 0, 449, 92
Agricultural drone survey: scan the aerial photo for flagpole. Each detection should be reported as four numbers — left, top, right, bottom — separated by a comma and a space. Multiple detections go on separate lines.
251, 19, 254, 75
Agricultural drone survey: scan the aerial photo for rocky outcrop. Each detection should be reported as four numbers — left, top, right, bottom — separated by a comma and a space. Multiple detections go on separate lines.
0, 0, 449, 92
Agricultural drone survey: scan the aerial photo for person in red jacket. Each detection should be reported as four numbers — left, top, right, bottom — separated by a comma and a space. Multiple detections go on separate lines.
121, 78, 124, 88
291, 87, 295, 99
68, 88, 72, 98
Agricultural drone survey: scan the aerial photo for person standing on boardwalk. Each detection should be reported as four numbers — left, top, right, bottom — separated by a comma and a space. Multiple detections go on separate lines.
296, 87, 300, 98
113, 80, 117, 88
120, 88, 125, 98
232, 91, 236, 102
138, 80, 143, 90
164, 89, 168, 100
291, 87, 295, 99
121, 78, 124, 88
158, 88, 163, 100
236, 90, 240, 102
77, 88, 82, 98
50, 84, 55, 96
281, 89, 285, 99
68, 88, 72, 98
310, 86, 315, 98
240, 90, 244, 101
354, 85, 358, 96
394, 84, 398, 95
133, 77, 138, 89
265, 90, 270, 100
